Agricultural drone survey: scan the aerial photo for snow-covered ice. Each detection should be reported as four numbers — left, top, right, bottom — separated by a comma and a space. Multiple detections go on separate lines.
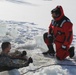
0, 0, 76, 75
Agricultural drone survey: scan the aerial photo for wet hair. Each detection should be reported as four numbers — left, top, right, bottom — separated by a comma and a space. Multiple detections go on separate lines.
1, 42, 11, 50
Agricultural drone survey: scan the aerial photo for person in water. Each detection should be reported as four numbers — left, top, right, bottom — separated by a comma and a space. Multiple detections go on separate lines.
0, 42, 33, 72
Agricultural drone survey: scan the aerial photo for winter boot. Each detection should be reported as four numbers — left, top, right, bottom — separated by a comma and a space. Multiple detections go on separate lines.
42, 50, 50, 55
68, 46, 75, 58
42, 45, 55, 56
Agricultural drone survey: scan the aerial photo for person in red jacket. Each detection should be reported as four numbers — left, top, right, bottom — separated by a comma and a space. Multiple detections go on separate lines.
42, 6, 75, 60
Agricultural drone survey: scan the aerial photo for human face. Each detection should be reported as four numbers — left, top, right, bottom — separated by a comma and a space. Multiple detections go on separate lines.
51, 13, 59, 19
6, 44, 11, 53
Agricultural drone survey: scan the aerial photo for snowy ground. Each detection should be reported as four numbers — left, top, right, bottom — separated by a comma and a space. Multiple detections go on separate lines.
0, 0, 76, 75
0, 20, 76, 75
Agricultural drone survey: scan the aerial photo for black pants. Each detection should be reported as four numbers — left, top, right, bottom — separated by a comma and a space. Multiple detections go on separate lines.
43, 32, 54, 45
43, 32, 55, 53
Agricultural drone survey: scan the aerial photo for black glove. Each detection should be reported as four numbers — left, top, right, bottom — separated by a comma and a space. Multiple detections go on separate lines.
24, 57, 33, 67
28, 57, 33, 63
21, 51, 27, 57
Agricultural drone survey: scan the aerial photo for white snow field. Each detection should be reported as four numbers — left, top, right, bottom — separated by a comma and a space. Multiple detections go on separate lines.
0, 0, 76, 75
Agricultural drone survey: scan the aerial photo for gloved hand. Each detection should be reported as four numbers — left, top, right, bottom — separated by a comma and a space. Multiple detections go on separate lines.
28, 57, 33, 63
61, 45, 67, 50
21, 51, 27, 57
47, 34, 54, 43
24, 57, 33, 67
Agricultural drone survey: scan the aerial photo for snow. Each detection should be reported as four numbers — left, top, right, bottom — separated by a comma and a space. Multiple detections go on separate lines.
0, 0, 76, 75
33, 66, 69, 75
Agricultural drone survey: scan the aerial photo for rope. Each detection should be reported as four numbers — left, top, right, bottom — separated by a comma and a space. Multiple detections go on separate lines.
21, 63, 76, 75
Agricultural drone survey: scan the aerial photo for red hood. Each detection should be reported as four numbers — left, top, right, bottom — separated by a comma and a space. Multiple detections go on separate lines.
55, 6, 64, 21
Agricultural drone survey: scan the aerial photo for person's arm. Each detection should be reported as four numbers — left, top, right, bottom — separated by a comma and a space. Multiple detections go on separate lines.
48, 22, 54, 35
47, 22, 54, 43
62, 22, 73, 50
3, 57, 29, 69
10, 55, 27, 61
0, 56, 33, 72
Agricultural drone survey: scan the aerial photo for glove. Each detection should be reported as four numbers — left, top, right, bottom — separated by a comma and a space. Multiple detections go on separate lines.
61, 45, 67, 50
21, 51, 27, 57
24, 57, 33, 67
47, 34, 54, 43
28, 57, 33, 63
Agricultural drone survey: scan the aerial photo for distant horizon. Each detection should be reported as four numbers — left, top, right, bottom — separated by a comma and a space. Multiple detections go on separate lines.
0, 0, 76, 29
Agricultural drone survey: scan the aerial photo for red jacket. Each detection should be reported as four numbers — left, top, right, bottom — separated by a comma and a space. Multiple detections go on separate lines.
49, 6, 73, 47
